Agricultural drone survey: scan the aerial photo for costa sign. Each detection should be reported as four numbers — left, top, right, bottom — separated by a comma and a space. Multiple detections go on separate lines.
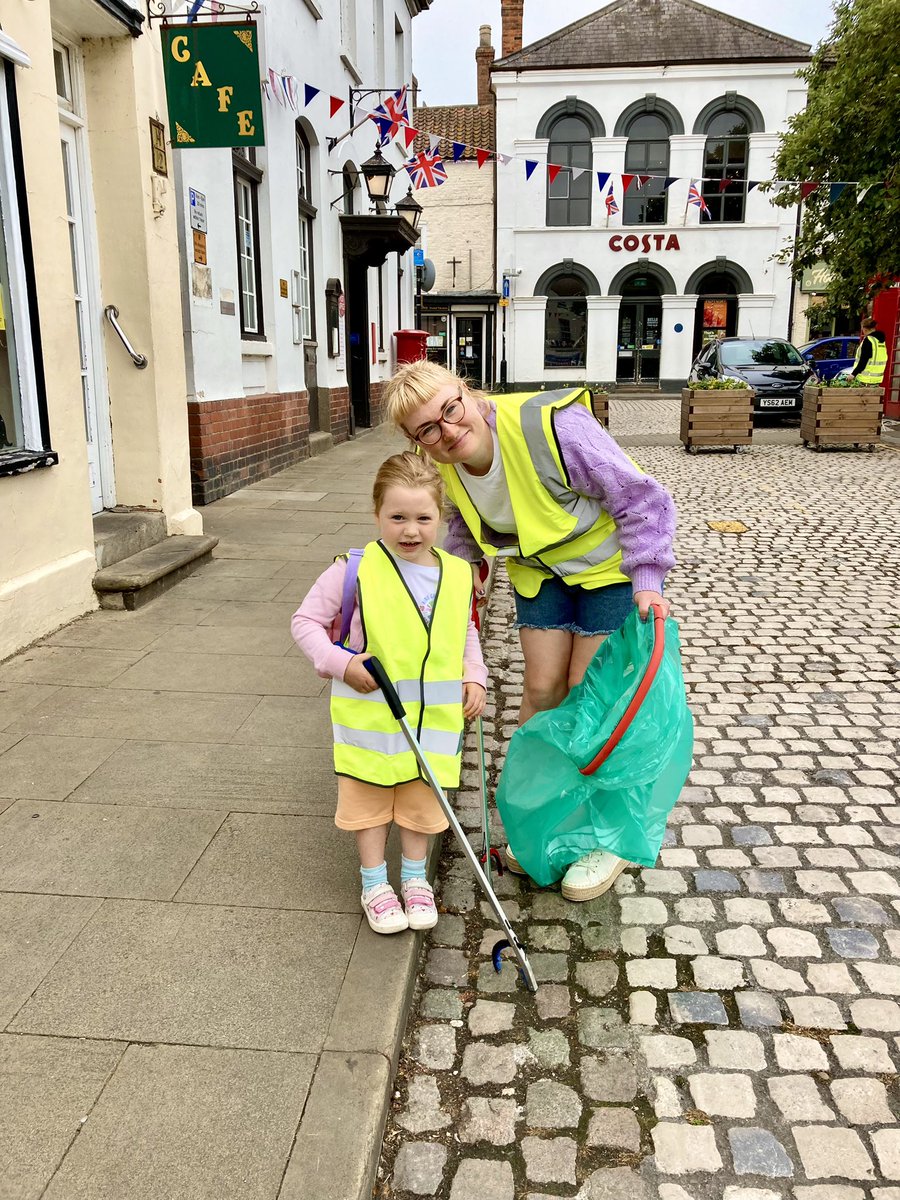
609, 233, 681, 252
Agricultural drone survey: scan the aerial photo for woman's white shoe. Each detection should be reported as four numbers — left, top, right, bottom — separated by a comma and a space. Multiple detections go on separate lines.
561, 849, 628, 901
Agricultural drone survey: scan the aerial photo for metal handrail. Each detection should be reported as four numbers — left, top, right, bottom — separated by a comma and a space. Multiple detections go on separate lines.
103, 305, 148, 369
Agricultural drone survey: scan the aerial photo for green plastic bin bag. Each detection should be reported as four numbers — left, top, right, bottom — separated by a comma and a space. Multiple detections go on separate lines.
495, 608, 693, 886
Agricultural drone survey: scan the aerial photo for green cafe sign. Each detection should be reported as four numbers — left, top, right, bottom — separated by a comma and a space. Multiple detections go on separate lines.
162, 23, 264, 148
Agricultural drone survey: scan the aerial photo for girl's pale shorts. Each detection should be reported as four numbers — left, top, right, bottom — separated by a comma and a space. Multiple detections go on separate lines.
336, 776, 449, 834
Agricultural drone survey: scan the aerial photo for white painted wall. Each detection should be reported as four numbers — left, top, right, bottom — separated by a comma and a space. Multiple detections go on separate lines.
494, 62, 806, 386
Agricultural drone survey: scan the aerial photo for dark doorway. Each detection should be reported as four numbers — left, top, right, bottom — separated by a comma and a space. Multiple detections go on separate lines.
693, 271, 739, 358
346, 257, 370, 430
616, 274, 662, 383
455, 316, 485, 387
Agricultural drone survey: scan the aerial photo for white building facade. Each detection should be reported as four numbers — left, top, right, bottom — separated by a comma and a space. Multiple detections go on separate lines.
492, 0, 810, 391
178, 0, 430, 503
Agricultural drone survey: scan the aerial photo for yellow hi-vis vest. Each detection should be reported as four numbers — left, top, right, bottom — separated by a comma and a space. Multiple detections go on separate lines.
437, 388, 630, 598
330, 541, 471, 787
853, 335, 888, 385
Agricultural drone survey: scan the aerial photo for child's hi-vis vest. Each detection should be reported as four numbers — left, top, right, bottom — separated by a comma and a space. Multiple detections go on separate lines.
437, 388, 631, 598
330, 540, 472, 787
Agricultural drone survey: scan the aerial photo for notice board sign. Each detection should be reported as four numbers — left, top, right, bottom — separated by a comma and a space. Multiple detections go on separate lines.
162, 23, 264, 148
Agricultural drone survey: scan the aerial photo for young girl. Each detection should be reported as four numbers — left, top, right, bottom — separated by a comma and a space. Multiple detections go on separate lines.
291, 451, 487, 935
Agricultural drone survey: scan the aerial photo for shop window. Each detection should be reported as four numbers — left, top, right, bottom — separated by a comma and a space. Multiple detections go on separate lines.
544, 274, 587, 369
701, 111, 749, 222
546, 115, 592, 227
0, 56, 50, 466
422, 313, 449, 366
295, 127, 316, 341
233, 148, 264, 338
623, 114, 670, 225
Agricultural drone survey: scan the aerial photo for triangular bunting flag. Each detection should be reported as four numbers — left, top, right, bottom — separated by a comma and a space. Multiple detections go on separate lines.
857, 184, 874, 204
402, 125, 418, 149
281, 76, 295, 110
269, 68, 284, 106
636, 174, 652, 188
476, 148, 491, 168
596, 171, 611, 193
571, 167, 587, 181
718, 178, 732, 193
663, 177, 678, 190
800, 181, 820, 201
497, 153, 512, 165
304, 83, 319, 107
428, 133, 441, 152
828, 182, 849, 204
371, 115, 393, 143
329, 95, 344, 117
548, 163, 562, 184
452, 142, 466, 162
525, 159, 539, 180
621, 174, 635, 193
747, 180, 760, 191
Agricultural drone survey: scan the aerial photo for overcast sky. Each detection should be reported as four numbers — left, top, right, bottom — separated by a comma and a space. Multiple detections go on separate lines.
412, 1, 836, 107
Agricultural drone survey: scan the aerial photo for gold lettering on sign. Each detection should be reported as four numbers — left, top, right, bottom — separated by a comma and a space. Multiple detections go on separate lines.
217, 86, 234, 112
233, 29, 254, 51
237, 110, 255, 137
171, 35, 190, 62
191, 61, 212, 88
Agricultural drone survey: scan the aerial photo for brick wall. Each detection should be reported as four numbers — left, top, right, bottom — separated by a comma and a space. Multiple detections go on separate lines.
188, 390, 310, 505
321, 386, 351, 445
369, 380, 386, 428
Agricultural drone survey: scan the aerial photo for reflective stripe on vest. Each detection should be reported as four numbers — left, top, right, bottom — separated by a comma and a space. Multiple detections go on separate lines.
439, 388, 629, 599
854, 335, 888, 385
330, 541, 470, 787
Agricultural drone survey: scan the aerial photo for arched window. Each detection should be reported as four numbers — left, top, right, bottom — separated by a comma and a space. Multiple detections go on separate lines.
295, 126, 316, 341
546, 115, 592, 227
624, 114, 670, 225
702, 111, 749, 223
544, 273, 587, 368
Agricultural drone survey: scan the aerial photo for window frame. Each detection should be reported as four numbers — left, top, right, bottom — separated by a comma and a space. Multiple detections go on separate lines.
0, 54, 55, 475
232, 148, 265, 340
543, 273, 588, 370
701, 111, 749, 223
546, 114, 592, 228
295, 127, 316, 343
623, 113, 670, 226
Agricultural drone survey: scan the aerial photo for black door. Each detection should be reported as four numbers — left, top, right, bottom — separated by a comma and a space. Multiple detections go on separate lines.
616, 301, 662, 383
455, 316, 484, 386
346, 257, 370, 430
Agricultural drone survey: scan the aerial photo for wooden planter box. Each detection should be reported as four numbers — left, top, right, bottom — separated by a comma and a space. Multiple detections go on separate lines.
590, 390, 609, 428
680, 387, 753, 453
801, 385, 883, 450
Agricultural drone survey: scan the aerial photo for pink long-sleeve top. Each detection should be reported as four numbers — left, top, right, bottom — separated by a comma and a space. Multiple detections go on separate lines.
291, 554, 488, 689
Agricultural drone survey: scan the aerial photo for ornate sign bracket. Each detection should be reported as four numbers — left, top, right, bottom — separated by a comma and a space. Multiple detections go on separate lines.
147, 1, 259, 27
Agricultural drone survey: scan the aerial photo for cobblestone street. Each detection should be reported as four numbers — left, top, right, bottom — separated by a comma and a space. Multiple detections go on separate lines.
377, 397, 900, 1200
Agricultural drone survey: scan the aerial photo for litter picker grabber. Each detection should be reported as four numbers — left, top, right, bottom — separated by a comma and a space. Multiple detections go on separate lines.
469, 560, 504, 884
364, 656, 538, 993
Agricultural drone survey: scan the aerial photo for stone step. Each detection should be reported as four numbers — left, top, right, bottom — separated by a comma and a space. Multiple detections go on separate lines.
93, 509, 168, 569
309, 431, 334, 458
93, 534, 219, 610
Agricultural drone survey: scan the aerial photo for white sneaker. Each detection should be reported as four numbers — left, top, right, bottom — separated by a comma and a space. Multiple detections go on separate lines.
504, 845, 527, 876
361, 883, 409, 934
561, 849, 629, 902
400, 878, 438, 931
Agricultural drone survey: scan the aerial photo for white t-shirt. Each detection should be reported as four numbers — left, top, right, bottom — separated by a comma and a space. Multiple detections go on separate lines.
455, 428, 517, 533
394, 556, 440, 624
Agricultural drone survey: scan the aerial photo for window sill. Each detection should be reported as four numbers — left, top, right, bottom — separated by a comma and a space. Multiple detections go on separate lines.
0, 448, 59, 478
241, 340, 273, 358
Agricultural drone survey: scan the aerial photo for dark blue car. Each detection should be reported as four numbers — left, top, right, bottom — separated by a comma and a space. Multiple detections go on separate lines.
798, 335, 858, 380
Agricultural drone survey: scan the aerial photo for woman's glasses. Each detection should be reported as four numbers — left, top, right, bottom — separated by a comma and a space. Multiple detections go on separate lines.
412, 393, 466, 446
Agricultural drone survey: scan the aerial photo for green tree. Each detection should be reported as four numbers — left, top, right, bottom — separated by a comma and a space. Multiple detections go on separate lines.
772, 0, 900, 311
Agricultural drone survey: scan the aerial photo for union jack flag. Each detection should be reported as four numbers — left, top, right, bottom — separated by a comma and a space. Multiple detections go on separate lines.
369, 86, 409, 144
405, 148, 448, 189
605, 182, 619, 216
688, 178, 711, 219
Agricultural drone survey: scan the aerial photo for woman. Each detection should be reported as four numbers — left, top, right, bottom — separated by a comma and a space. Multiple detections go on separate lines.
383, 361, 676, 901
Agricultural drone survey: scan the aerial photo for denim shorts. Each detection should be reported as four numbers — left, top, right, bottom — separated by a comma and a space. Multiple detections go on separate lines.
513, 577, 633, 638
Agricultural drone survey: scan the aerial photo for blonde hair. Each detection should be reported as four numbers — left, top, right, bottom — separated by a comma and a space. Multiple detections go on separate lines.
383, 360, 488, 432
372, 450, 444, 515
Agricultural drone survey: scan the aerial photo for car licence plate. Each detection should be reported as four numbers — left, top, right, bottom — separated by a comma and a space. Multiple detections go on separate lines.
759, 396, 796, 408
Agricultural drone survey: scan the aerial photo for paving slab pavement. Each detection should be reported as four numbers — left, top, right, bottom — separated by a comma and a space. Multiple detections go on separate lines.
1, 400, 897, 1198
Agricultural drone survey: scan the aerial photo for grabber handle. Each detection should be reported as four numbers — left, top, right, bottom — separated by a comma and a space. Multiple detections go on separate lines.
363, 657, 406, 721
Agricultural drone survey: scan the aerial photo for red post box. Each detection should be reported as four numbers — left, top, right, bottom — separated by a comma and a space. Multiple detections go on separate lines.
394, 329, 428, 364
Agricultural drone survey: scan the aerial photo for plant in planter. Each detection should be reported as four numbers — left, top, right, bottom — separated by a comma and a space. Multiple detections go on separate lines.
801, 375, 882, 450
588, 384, 611, 428
680, 377, 753, 453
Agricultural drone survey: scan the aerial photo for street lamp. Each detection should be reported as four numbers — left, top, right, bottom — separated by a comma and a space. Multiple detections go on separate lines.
395, 186, 423, 233
360, 143, 395, 211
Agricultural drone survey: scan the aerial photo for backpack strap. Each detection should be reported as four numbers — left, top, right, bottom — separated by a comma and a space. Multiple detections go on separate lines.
338, 548, 364, 646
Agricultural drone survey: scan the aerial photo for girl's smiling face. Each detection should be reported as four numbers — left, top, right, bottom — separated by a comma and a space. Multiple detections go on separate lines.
376, 485, 440, 565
